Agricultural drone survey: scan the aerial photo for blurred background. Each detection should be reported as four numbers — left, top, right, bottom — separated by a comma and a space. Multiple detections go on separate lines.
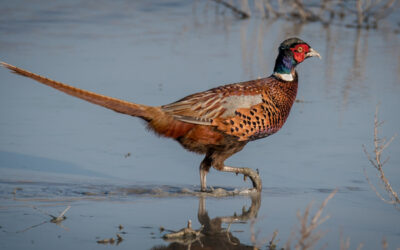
0, 0, 399, 249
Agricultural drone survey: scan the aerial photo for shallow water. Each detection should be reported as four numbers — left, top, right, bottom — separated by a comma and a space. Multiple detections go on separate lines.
0, 0, 400, 249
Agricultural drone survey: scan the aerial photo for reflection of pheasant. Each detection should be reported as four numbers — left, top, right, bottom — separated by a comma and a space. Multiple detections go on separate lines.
159, 195, 261, 250
1, 37, 320, 192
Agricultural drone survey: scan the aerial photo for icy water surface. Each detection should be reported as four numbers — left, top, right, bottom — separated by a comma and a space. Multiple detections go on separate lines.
0, 0, 400, 249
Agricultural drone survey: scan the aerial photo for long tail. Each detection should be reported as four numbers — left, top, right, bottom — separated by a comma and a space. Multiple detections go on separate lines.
1, 62, 153, 120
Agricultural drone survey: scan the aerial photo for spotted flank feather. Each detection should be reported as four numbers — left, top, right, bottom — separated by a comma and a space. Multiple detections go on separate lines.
162, 75, 298, 141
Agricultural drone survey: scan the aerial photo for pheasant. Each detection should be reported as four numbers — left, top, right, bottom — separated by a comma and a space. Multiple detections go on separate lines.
1, 37, 320, 192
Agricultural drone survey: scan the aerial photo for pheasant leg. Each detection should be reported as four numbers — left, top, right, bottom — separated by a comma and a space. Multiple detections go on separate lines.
221, 166, 262, 192
200, 167, 207, 192
199, 156, 212, 192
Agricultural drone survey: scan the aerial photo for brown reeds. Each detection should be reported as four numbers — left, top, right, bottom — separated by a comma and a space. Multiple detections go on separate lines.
362, 106, 399, 206
339, 233, 364, 250
293, 189, 337, 250
267, 230, 279, 250
212, 0, 250, 19
354, 0, 397, 27
251, 190, 337, 250
250, 218, 268, 249
211, 0, 399, 29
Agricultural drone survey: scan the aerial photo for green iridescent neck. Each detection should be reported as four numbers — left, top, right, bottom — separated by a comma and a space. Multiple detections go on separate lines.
273, 53, 296, 75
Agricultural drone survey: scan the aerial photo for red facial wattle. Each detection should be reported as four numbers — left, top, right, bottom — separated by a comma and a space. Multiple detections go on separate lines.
290, 44, 310, 63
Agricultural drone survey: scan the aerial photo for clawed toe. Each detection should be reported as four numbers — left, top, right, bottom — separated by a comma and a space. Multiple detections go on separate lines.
244, 169, 262, 192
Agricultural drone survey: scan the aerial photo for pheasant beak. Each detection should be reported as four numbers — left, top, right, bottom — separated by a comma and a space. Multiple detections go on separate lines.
306, 48, 321, 59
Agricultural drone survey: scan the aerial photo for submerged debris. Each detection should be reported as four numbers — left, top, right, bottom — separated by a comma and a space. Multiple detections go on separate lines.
12, 187, 23, 197
116, 234, 124, 243
16, 205, 71, 233
120, 185, 259, 198
97, 225, 124, 245
203, 187, 259, 197
49, 206, 71, 223
96, 233, 124, 245
97, 238, 115, 244
30, 205, 71, 224
163, 220, 203, 240
163, 220, 203, 246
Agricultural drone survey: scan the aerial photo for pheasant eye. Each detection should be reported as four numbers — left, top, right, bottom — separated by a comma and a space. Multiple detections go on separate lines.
297, 46, 303, 53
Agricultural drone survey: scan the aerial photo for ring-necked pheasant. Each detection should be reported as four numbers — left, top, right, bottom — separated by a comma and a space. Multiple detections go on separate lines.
1, 37, 320, 192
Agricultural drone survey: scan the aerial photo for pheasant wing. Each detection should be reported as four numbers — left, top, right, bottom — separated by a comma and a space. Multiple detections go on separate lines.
162, 78, 282, 141
162, 80, 264, 124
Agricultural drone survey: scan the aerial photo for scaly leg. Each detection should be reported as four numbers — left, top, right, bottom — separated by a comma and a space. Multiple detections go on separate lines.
199, 155, 212, 192
200, 166, 207, 192
219, 165, 262, 192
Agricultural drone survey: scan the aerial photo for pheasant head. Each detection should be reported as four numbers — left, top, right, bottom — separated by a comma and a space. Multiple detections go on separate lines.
273, 37, 321, 81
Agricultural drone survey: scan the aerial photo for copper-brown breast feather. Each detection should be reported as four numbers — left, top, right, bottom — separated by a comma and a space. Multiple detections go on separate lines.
162, 77, 298, 141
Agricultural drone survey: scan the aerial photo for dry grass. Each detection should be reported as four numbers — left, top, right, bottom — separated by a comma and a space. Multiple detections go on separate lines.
212, 0, 250, 19
267, 230, 279, 250
362, 106, 399, 207
211, 0, 399, 28
250, 218, 268, 250
250, 189, 337, 250
293, 189, 337, 250
339, 232, 364, 250
354, 0, 397, 27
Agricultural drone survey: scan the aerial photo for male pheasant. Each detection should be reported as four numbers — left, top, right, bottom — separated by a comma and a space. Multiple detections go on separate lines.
1, 37, 320, 192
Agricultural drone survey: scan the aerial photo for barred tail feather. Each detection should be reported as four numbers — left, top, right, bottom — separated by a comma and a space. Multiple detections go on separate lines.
1, 62, 152, 120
